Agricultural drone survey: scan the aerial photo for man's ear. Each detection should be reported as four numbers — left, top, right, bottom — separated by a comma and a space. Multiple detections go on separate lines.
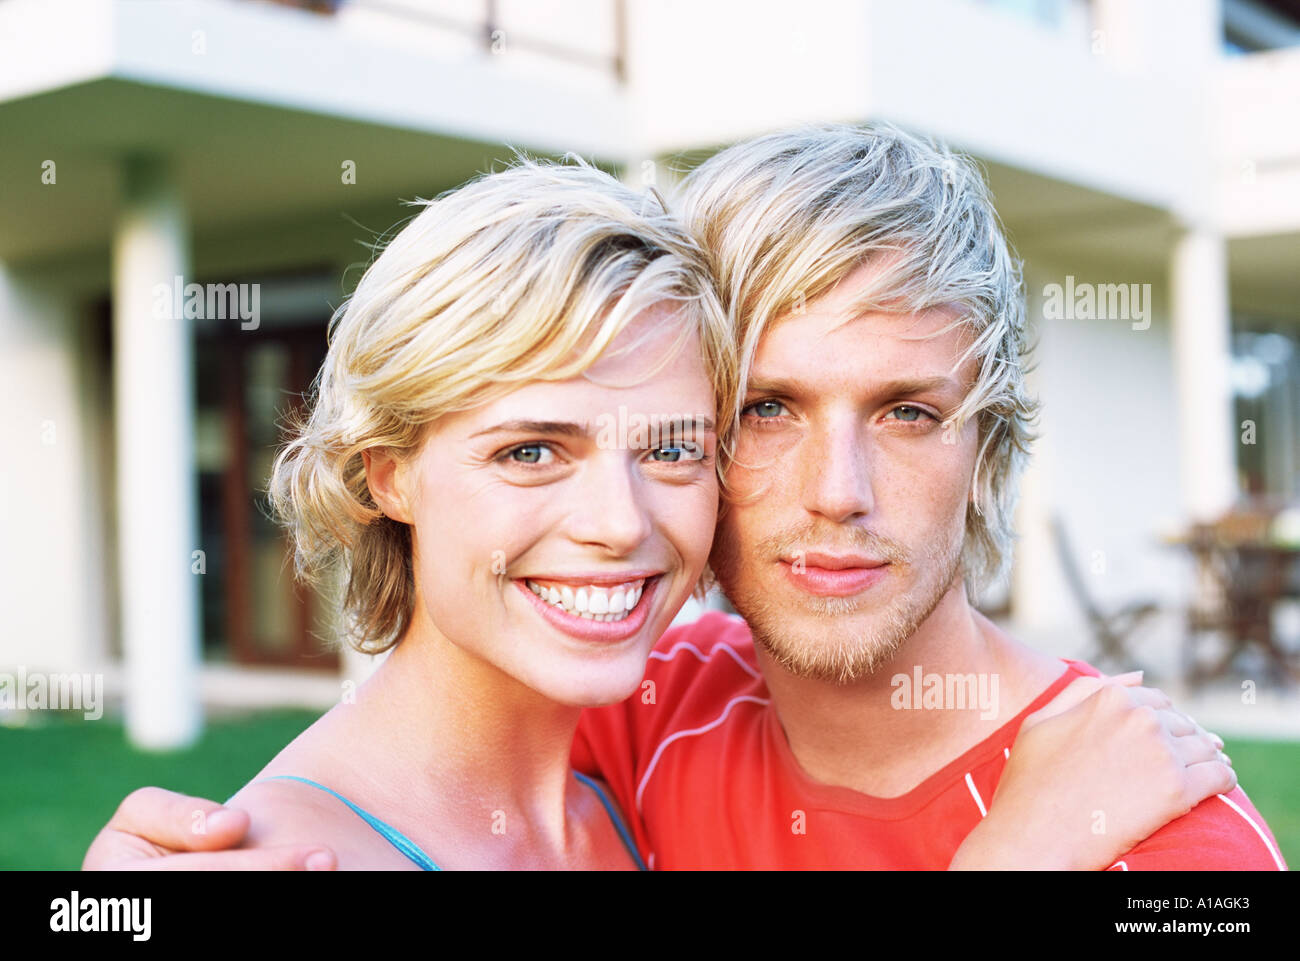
361, 448, 414, 524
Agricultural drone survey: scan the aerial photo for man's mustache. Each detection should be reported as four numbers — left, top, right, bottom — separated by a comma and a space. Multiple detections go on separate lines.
752, 526, 911, 566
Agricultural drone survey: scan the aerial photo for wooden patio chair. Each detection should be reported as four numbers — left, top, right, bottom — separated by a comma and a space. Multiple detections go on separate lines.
1050, 515, 1161, 675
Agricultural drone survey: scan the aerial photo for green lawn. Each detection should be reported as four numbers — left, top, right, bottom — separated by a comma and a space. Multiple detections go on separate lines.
1, 713, 1296, 869
1220, 736, 1300, 868
1, 710, 320, 870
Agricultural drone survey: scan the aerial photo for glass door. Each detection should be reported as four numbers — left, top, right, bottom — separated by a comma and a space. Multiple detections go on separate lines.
196, 324, 339, 669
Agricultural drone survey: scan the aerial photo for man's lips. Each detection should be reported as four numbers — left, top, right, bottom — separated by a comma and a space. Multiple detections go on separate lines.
789, 552, 888, 571
779, 552, 890, 597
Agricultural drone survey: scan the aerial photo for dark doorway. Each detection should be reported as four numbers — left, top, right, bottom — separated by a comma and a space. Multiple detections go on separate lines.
196, 321, 338, 670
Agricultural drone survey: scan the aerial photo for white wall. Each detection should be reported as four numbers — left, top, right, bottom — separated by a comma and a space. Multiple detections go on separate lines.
0, 264, 111, 676
1012, 257, 1191, 673
628, 0, 1211, 216
1216, 47, 1300, 237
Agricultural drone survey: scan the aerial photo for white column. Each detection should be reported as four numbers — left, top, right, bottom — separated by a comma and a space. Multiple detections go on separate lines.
112, 155, 202, 749
1170, 226, 1237, 521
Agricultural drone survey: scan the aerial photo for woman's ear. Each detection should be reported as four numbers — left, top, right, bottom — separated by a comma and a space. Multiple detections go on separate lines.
362, 448, 414, 523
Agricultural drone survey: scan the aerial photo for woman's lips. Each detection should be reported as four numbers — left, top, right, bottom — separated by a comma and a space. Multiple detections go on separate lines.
514, 574, 661, 642
779, 559, 889, 597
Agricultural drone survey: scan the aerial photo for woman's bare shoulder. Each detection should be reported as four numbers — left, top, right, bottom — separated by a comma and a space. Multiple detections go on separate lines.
226, 774, 350, 847
222, 710, 421, 869
226, 775, 421, 870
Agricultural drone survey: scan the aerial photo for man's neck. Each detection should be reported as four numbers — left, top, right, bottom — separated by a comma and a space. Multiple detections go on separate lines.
755, 582, 1066, 798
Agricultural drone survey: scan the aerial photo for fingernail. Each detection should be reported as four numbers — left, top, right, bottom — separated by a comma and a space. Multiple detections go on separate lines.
207, 809, 239, 832
305, 850, 334, 871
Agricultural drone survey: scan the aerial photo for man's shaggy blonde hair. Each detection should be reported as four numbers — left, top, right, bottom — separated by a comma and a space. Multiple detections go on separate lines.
677, 122, 1037, 596
271, 157, 736, 653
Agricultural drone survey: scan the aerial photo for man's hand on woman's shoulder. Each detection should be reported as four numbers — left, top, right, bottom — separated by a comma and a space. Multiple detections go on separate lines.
82, 786, 337, 870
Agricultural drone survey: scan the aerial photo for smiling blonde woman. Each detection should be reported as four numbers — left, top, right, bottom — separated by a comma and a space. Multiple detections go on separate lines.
225, 158, 737, 869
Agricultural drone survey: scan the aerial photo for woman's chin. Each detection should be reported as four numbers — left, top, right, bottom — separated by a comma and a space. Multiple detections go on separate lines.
526, 656, 651, 710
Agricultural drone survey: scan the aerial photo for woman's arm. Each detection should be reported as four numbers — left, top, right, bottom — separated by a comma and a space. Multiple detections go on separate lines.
948, 673, 1235, 870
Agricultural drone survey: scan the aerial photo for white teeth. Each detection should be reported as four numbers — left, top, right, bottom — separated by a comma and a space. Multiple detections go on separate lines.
525, 577, 649, 622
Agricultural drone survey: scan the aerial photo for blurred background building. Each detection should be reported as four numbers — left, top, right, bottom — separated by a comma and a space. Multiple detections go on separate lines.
2, 0, 1298, 749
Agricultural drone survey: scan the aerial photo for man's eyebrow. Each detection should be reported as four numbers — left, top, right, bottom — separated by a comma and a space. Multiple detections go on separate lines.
744, 374, 963, 398
870, 376, 965, 398
469, 420, 590, 439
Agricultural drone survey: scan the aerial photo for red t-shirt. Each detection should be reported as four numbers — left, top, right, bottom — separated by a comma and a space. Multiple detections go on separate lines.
571, 611, 1287, 870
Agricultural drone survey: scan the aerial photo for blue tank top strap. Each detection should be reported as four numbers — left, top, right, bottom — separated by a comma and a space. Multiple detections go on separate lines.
246, 772, 645, 871
574, 770, 648, 871
252, 775, 441, 871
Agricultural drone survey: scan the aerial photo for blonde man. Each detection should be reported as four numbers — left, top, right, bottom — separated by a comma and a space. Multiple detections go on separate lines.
571, 124, 1281, 870
85, 126, 1273, 871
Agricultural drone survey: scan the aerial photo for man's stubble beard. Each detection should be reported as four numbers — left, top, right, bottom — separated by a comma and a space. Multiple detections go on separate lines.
711, 511, 966, 684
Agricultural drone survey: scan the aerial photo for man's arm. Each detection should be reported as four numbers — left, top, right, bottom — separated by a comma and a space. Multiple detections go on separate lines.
1104, 785, 1286, 870
82, 787, 337, 870
83, 675, 1235, 870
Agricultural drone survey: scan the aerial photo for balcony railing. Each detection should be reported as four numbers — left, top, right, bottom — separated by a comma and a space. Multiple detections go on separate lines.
263, 0, 627, 84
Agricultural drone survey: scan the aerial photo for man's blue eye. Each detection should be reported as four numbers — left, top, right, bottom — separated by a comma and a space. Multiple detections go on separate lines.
889, 406, 924, 422
747, 401, 785, 417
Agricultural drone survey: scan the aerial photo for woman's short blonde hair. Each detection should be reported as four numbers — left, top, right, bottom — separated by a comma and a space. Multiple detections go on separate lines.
271, 157, 736, 654
677, 122, 1037, 597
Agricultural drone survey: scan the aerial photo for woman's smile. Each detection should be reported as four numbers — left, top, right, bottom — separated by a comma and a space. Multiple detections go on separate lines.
513, 572, 664, 643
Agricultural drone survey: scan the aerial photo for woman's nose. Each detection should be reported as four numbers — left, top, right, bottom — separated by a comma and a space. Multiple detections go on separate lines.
566, 456, 654, 556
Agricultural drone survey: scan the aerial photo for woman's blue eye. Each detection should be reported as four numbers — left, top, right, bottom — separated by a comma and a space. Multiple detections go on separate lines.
508, 444, 548, 464
649, 443, 702, 463
746, 400, 786, 418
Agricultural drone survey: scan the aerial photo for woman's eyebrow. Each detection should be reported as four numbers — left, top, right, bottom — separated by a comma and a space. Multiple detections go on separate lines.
652, 415, 716, 433
469, 420, 590, 439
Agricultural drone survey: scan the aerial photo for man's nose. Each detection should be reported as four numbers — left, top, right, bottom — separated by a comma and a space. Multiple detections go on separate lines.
567, 455, 654, 556
802, 415, 874, 523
